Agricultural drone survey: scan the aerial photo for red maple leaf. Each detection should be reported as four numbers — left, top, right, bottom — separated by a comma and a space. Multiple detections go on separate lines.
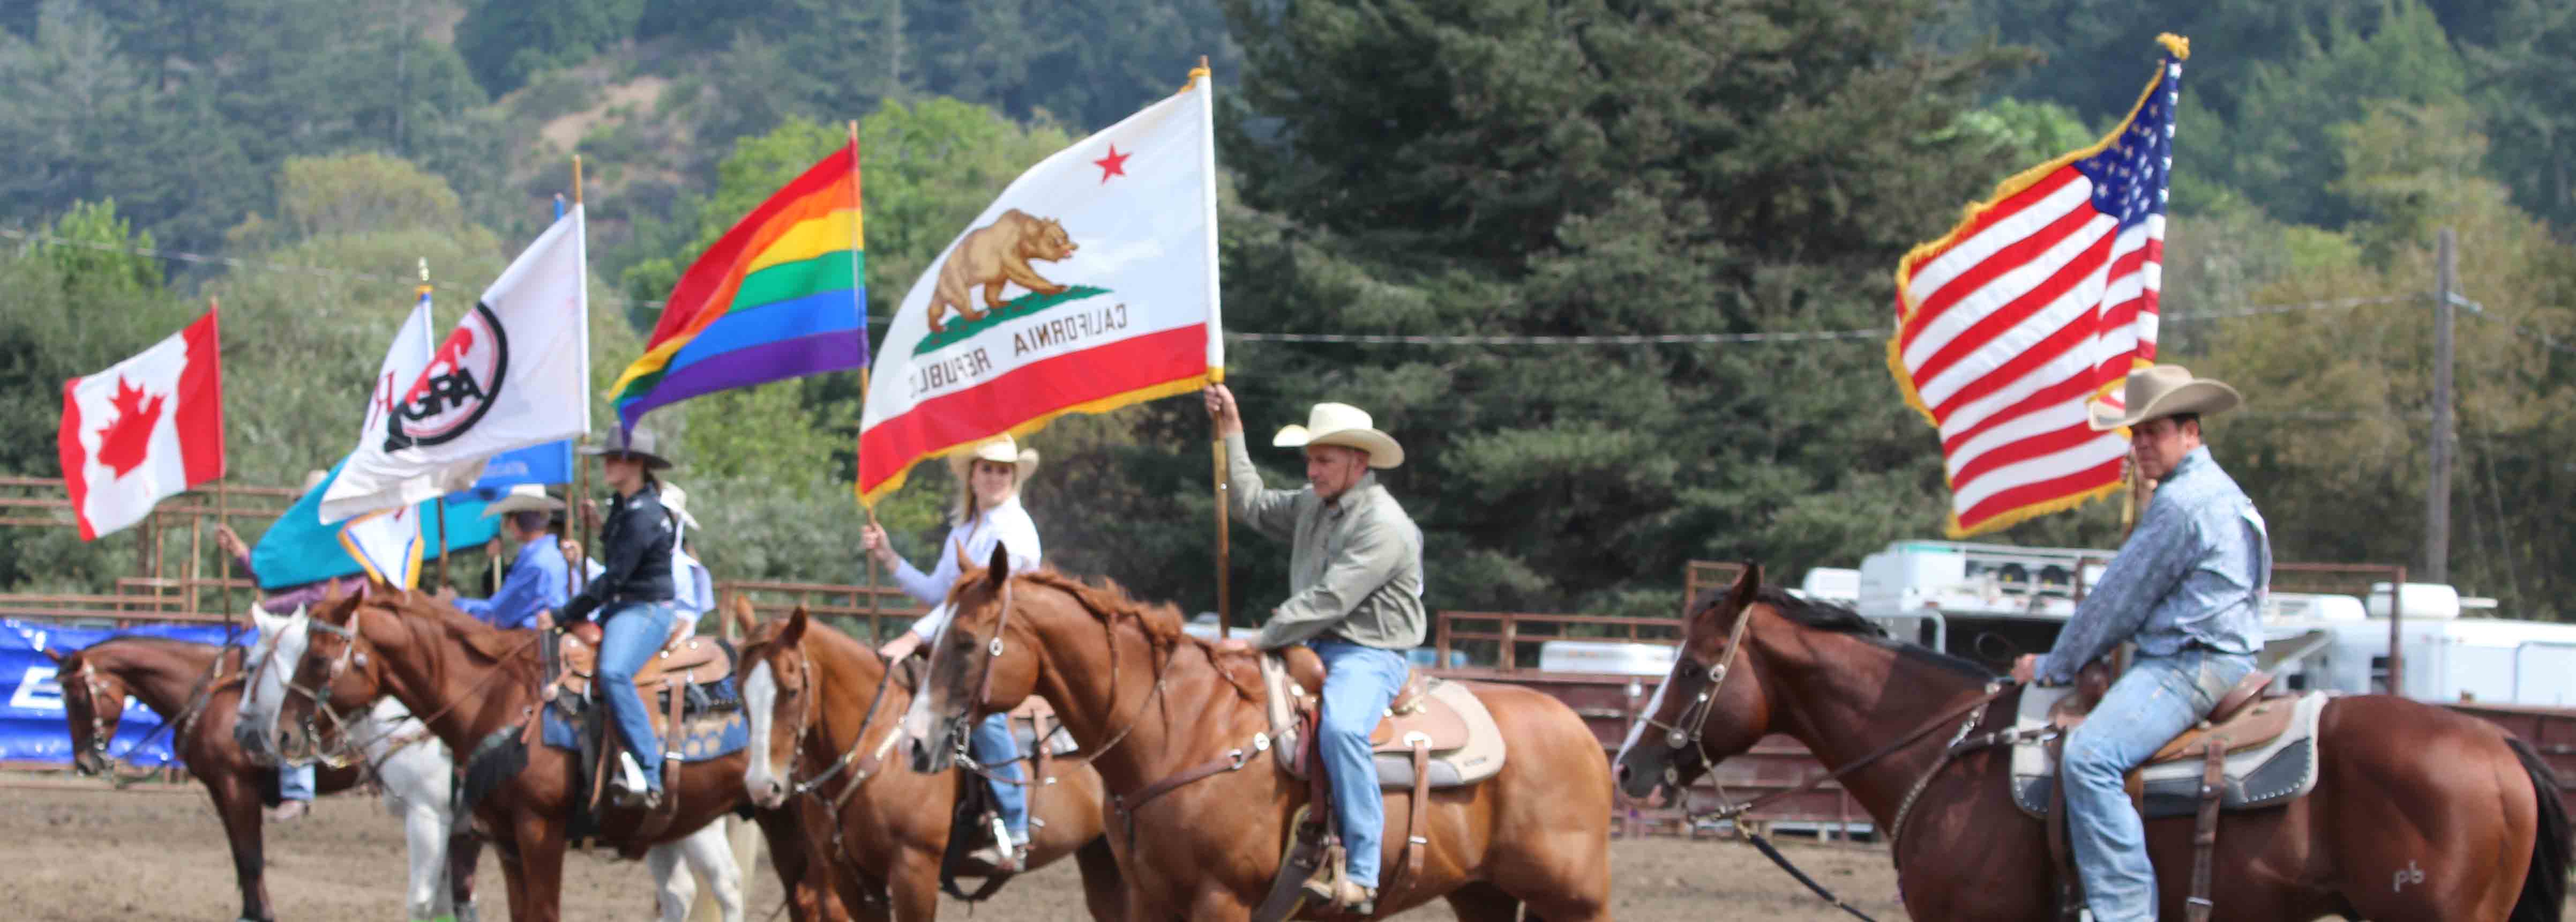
92, 376, 165, 478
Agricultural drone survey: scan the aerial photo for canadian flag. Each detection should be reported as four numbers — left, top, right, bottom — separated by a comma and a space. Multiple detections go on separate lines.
57, 308, 225, 540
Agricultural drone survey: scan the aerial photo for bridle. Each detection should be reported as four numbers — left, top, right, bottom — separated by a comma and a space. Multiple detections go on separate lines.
289, 600, 542, 766
928, 576, 1172, 784
68, 661, 118, 760
1632, 597, 2020, 922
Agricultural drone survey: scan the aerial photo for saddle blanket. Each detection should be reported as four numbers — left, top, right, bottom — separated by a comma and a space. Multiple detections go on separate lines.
540, 680, 750, 763
2010, 686, 2330, 820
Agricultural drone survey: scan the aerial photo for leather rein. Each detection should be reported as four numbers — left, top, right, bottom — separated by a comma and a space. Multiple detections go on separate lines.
1637, 602, 2025, 922
289, 604, 543, 767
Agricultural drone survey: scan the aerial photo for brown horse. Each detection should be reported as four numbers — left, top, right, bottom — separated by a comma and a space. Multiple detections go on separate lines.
47, 635, 365, 922
736, 607, 1127, 920
1614, 563, 2574, 921
900, 550, 1614, 921
272, 588, 851, 922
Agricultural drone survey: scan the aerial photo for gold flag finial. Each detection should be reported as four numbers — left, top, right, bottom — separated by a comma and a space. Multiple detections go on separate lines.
2156, 33, 2190, 61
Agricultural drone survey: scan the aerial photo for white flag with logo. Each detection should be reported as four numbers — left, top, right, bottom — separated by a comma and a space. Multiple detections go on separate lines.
321, 207, 591, 523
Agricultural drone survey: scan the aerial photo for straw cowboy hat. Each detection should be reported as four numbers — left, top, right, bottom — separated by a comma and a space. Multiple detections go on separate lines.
1273, 402, 1404, 469
2090, 365, 2243, 432
945, 434, 1041, 482
658, 482, 702, 531
481, 484, 564, 518
581, 427, 674, 470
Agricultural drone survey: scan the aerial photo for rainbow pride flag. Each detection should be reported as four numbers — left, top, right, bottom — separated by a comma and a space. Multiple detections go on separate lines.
610, 142, 867, 433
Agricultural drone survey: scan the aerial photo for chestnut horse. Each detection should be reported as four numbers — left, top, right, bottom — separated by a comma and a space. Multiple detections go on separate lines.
736, 607, 1127, 920
900, 550, 1614, 921
273, 588, 851, 922
46, 635, 364, 922
1615, 563, 2573, 921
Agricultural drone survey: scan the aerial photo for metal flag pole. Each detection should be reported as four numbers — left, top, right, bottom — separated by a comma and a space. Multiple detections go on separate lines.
423, 257, 451, 590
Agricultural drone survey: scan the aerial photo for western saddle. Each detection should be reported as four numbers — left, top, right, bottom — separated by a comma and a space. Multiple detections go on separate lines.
545, 619, 736, 836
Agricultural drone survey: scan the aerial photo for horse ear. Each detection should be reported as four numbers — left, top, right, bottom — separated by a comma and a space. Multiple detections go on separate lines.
1725, 562, 1763, 616
780, 606, 808, 647
727, 593, 757, 641
984, 541, 1012, 585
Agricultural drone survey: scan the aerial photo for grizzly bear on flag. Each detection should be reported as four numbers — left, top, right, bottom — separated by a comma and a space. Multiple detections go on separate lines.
926, 209, 1079, 333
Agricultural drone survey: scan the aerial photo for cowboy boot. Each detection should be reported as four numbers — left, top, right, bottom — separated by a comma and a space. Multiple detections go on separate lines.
1333, 879, 1376, 916
1302, 842, 1346, 905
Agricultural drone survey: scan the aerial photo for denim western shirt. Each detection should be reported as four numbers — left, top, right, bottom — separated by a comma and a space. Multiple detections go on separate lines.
2036, 446, 2270, 684
455, 539, 571, 630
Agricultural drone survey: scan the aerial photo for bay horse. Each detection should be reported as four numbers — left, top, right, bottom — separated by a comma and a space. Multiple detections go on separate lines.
1614, 563, 2574, 921
235, 605, 753, 922
45, 633, 365, 922
900, 549, 1614, 921
736, 606, 1126, 921
272, 587, 852, 922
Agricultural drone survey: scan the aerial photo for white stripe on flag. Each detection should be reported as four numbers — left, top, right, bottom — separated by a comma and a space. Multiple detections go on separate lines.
1937, 336, 2116, 442
1951, 430, 2130, 516
1903, 211, 2115, 373
1915, 239, 2120, 410
1944, 399, 2095, 481
1904, 176, 2097, 307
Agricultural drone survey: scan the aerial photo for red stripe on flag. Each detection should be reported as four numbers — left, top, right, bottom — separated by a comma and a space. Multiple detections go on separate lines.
1940, 369, 2103, 457
1950, 417, 2105, 493
177, 308, 224, 486
1957, 455, 2124, 532
1910, 222, 2115, 389
860, 326, 1209, 496
56, 377, 92, 541
1928, 299, 2110, 422
1903, 195, 2099, 349
1898, 167, 2086, 293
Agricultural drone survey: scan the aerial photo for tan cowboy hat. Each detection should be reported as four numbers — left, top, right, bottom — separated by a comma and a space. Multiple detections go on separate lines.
293, 469, 328, 500
2089, 365, 2243, 432
581, 427, 674, 470
1273, 402, 1403, 469
481, 483, 564, 518
659, 482, 702, 531
945, 434, 1041, 482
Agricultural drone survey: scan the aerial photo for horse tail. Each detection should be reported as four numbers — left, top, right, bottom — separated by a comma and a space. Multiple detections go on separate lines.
2508, 735, 2570, 922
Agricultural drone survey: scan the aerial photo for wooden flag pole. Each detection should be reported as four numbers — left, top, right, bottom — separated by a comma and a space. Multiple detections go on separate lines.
1214, 411, 1231, 639
568, 155, 595, 585
847, 120, 884, 622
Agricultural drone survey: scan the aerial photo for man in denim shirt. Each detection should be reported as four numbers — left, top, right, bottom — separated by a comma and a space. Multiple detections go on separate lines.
2012, 365, 2269, 922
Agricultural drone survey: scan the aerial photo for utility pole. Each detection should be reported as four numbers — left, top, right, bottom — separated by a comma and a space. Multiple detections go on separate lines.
2425, 228, 2456, 583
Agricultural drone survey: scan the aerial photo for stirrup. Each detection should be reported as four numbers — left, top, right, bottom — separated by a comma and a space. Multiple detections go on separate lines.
1335, 879, 1376, 915
1301, 842, 1345, 904
967, 841, 1027, 873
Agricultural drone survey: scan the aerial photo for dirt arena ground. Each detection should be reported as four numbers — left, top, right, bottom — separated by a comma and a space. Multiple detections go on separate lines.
6, 778, 2567, 920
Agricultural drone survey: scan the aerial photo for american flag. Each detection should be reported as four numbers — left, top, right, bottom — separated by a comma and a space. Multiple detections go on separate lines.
1890, 35, 2187, 537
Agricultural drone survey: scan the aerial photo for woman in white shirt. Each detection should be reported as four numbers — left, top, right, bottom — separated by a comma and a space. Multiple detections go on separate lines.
863, 434, 1042, 869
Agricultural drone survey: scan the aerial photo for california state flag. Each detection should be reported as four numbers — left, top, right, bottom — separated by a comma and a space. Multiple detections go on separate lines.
57, 308, 225, 540
858, 68, 1222, 503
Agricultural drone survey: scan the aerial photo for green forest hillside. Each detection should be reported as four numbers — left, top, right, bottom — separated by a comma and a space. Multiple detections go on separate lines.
4, 0, 2572, 623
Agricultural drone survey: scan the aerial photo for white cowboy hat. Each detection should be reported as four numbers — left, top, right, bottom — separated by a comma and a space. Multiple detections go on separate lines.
481, 483, 565, 518
945, 434, 1041, 482
1273, 402, 1403, 469
659, 482, 702, 531
2089, 365, 2243, 432
293, 469, 328, 500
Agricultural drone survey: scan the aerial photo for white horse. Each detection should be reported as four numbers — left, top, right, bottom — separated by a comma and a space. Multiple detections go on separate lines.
236, 607, 749, 922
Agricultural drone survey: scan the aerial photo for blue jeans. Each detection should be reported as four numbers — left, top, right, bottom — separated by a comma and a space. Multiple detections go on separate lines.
970, 712, 1029, 842
2061, 649, 2256, 922
597, 601, 679, 793
280, 762, 314, 801
1311, 640, 1407, 889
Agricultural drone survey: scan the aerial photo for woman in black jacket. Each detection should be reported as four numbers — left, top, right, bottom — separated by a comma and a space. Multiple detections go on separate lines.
561, 428, 679, 809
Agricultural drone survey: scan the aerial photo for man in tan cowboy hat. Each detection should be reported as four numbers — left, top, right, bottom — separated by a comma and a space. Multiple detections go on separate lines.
452, 484, 570, 631
2010, 364, 2270, 922
1203, 384, 1425, 915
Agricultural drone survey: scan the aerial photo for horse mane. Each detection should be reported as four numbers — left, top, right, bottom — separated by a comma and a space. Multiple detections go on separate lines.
1009, 570, 1261, 702
369, 589, 532, 666
77, 634, 232, 674
1691, 583, 1994, 680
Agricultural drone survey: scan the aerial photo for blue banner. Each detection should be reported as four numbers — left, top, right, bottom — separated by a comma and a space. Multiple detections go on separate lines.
0, 621, 249, 767
470, 440, 573, 490
250, 457, 500, 591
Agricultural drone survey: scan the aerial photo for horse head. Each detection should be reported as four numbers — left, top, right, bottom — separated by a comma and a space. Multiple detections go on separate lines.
903, 542, 1044, 774
47, 646, 123, 777
233, 607, 304, 764
276, 585, 401, 761
739, 605, 817, 808
1614, 562, 1780, 802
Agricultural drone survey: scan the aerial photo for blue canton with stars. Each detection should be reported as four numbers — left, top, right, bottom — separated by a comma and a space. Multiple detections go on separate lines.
2071, 55, 2182, 229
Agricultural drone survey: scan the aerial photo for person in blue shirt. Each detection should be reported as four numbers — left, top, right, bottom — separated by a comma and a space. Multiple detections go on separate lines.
452, 484, 570, 631
2011, 365, 2268, 922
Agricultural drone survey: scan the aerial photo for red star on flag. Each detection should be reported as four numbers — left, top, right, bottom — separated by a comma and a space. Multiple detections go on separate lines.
1092, 144, 1130, 184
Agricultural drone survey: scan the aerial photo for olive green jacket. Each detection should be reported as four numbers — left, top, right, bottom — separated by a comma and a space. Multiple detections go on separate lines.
1224, 433, 1426, 651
